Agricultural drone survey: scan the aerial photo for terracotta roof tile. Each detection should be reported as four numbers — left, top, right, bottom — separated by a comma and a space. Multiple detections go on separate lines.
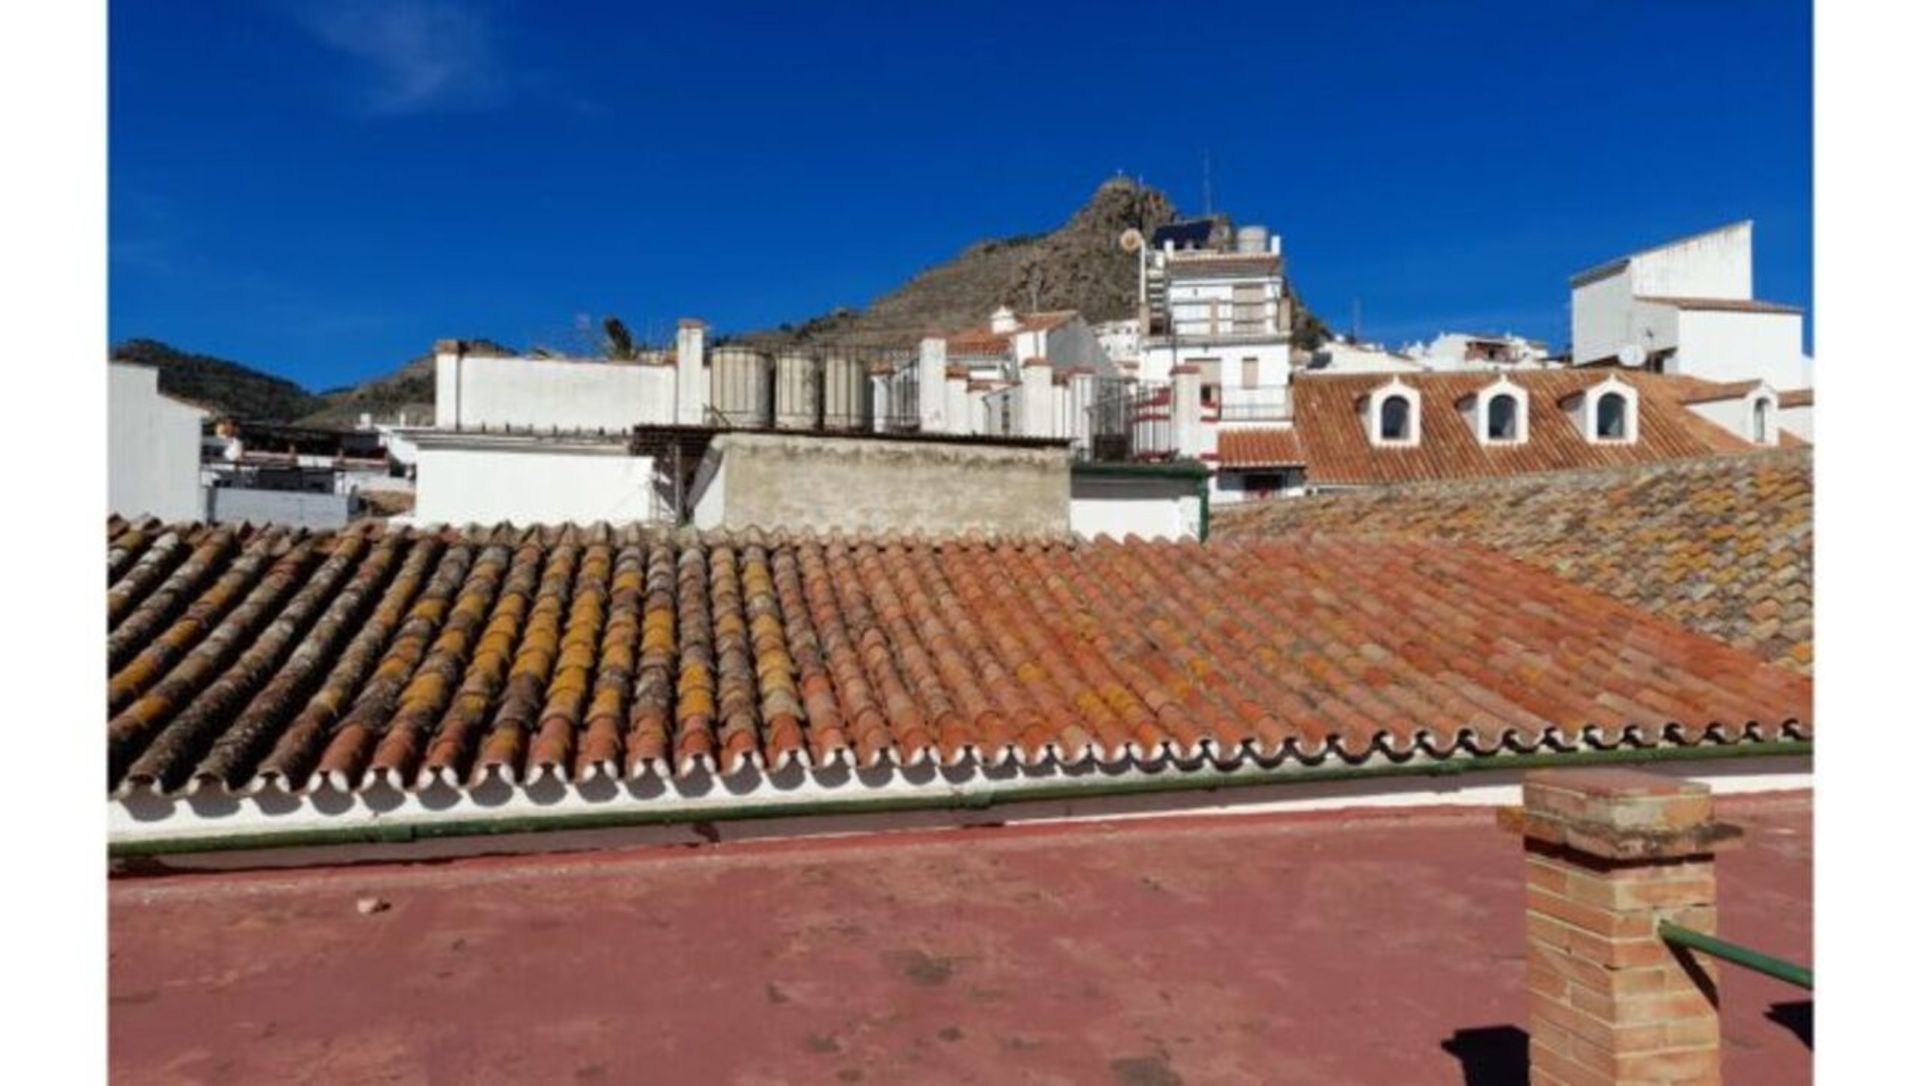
1218, 428, 1305, 468
1290, 370, 1773, 487
1637, 295, 1803, 315
1216, 449, 1812, 674
107, 519, 1810, 801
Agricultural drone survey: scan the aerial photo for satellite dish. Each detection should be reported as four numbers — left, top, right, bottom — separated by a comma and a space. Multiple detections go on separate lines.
1119, 228, 1144, 253
1618, 344, 1647, 368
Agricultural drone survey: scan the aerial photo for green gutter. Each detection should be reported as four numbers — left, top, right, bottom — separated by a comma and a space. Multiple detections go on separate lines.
1659, 921, 1812, 989
108, 739, 1809, 859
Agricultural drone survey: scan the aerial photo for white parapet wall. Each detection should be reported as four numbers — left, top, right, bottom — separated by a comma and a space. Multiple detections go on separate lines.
109, 362, 208, 521
435, 351, 676, 431
411, 432, 658, 525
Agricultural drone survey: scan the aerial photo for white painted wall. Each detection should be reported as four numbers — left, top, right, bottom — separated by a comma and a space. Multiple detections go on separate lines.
108, 363, 206, 521
412, 438, 658, 525
1673, 309, 1811, 390
1571, 268, 1640, 365
1628, 222, 1752, 300
435, 354, 676, 431
1310, 341, 1424, 374
1778, 403, 1813, 442
1069, 473, 1201, 540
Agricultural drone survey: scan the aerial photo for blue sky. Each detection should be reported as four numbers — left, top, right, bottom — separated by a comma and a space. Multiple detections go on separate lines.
110, 0, 1811, 390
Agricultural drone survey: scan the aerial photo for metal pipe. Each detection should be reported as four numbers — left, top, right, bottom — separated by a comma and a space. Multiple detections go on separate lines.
1659, 921, 1812, 990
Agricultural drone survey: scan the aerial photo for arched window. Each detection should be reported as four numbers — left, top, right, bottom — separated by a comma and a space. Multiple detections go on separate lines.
1752, 398, 1770, 442
1596, 392, 1629, 439
1380, 394, 1412, 441
1487, 393, 1519, 441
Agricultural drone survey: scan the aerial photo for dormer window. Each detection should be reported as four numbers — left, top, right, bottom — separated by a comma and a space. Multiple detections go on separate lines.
1381, 395, 1412, 440
1488, 394, 1519, 440
1569, 376, 1639, 444
1596, 392, 1629, 439
1468, 377, 1530, 445
1366, 379, 1422, 446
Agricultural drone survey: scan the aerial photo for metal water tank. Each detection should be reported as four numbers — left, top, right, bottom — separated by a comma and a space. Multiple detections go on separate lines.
819, 350, 873, 431
709, 346, 772, 428
1236, 224, 1270, 253
773, 351, 819, 430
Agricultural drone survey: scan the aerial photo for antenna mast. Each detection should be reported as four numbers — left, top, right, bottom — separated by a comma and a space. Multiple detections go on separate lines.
1202, 147, 1213, 217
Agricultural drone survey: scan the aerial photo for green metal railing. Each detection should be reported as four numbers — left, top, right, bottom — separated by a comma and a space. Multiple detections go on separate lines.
1658, 921, 1812, 990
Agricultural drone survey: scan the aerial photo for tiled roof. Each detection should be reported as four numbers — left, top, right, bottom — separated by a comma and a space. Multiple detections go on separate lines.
1217, 428, 1305, 468
1215, 449, 1812, 673
1637, 295, 1803, 315
1779, 389, 1813, 408
106, 520, 1808, 801
942, 311, 1081, 357
1290, 370, 1771, 487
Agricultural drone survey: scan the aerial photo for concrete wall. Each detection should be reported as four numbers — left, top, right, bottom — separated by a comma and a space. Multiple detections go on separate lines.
108, 363, 205, 521
413, 436, 658, 525
435, 354, 676, 431
690, 432, 1070, 535
1571, 268, 1637, 365
206, 487, 351, 530
1675, 309, 1811, 390
1069, 472, 1201, 540
1777, 403, 1813, 442
1629, 222, 1752, 301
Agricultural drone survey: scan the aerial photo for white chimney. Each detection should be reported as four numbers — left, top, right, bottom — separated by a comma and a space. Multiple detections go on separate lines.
990, 305, 1019, 334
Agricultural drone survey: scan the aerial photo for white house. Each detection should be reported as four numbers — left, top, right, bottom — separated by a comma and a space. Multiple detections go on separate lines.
108, 362, 207, 521
1406, 331, 1551, 371
1570, 221, 1811, 391
1137, 222, 1293, 419
1306, 337, 1425, 375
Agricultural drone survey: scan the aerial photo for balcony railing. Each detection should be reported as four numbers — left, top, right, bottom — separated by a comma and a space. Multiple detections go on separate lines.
1217, 386, 1291, 421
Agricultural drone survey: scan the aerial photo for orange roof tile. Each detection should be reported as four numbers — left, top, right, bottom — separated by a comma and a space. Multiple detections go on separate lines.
1290, 369, 1771, 487
106, 520, 1808, 802
1217, 449, 1812, 674
1218, 428, 1304, 468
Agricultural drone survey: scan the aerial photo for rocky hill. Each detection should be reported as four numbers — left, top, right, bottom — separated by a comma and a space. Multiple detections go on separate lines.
295, 339, 515, 428
744, 176, 1177, 347
110, 339, 322, 422
119, 178, 1324, 423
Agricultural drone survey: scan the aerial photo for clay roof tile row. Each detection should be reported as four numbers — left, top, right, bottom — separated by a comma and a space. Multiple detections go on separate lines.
106, 519, 1809, 800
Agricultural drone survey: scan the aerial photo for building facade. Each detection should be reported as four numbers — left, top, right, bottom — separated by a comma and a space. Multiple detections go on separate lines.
108, 362, 207, 521
1570, 221, 1812, 390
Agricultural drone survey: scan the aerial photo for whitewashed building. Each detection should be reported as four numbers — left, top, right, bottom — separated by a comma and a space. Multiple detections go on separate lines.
1137, 221, 1293, 423
1570, 221, 1811, 391
1406, 331, 1551, 371
108, 362, 207, 521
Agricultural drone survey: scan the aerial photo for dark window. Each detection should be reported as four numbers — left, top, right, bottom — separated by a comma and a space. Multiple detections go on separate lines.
1597, 391, 1629, 439
1753, 399, 1769, 441
1487, 393, 1519, 441
1380, 394, 1412, 441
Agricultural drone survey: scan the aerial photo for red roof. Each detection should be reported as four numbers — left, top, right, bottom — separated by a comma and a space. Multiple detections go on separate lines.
941, 311, 1081, 357
106, 522, 1808, 800
1217, 428, 1304, 468
1290, 370, 1772, 487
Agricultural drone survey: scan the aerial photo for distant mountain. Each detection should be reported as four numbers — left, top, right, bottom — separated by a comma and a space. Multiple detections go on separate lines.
295, 339, 515, 428
741, 176, 1179, 347
122, 178, 1325, 422
110, 339, 322, 422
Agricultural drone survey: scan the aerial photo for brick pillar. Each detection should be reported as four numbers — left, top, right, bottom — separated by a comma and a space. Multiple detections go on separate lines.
1499, 769, 1743, 1086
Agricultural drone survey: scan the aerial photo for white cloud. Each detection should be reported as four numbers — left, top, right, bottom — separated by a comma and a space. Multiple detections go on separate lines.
292, 0, 508, 115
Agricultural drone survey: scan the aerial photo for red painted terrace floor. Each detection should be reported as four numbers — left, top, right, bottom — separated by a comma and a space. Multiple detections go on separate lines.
109, 794, 1812, 1085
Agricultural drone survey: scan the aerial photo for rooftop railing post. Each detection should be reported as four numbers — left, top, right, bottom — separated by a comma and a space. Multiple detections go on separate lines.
1498, 768, 1743, 1085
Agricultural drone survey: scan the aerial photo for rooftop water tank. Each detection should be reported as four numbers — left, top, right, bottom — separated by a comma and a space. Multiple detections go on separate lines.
1236, 225, 1270, 254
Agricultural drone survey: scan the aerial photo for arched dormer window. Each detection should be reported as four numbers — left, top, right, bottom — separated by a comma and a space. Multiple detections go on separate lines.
1366, 378, 1422, 446
1381, 395, 1411, 440
1753, 398, 1771, 443
1596, 392, 1629, 439
1488, 394, 1519, 440
1571, 376, 1639, 444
